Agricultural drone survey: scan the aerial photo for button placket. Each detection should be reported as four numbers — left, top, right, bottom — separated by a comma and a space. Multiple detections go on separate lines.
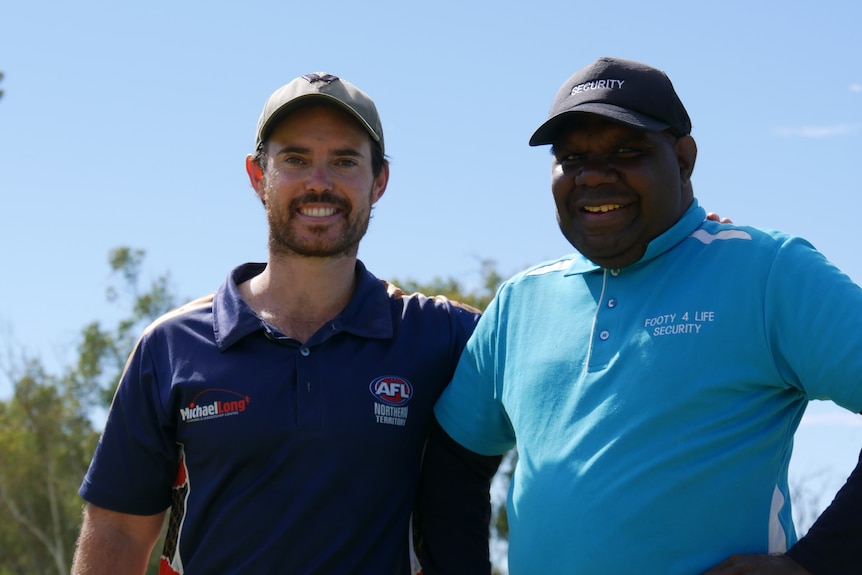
295, 344, 322, 426
598, 268, 621, 344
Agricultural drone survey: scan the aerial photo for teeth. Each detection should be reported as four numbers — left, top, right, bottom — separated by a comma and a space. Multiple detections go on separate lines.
300, 207, 337, 217
584, 204, 623, 213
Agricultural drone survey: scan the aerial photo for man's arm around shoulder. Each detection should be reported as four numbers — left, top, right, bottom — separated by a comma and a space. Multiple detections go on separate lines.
784, 443, 862, 575
416, 417, 502, 575
72, 503, 166, 575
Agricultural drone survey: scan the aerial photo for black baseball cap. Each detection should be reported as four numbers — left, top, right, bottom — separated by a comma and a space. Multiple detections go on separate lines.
529, 57, 691, 146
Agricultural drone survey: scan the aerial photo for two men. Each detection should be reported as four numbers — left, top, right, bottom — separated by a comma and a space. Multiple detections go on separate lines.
75, 60, 861, 574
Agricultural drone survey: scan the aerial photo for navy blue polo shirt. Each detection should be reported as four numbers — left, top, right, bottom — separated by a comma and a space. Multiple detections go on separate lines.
80, 261, 480, 574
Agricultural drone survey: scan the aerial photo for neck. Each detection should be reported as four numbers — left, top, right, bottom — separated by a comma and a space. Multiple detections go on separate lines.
239, 255, 358, 342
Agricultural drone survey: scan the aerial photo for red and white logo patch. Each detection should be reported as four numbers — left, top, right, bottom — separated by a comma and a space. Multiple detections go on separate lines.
369, 376, 413, 405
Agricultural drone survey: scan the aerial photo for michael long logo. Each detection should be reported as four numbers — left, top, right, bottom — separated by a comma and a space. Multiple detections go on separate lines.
369, 376, 413, 406
180, 389, 250, 423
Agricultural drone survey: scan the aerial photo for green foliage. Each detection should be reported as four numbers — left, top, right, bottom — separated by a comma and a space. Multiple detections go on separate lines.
392, 258, 503, 312
0, 247, 178, 574
0, 360, 98, 574
75, 247, 179, 406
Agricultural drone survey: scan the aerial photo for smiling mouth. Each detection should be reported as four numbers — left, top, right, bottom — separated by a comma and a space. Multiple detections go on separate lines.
299, 206, 338, 217
583, 204, 624, 213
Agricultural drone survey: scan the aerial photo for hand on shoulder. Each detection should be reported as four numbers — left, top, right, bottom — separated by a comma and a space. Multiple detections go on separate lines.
706, 212, 733, 224
701, 553, 810, 574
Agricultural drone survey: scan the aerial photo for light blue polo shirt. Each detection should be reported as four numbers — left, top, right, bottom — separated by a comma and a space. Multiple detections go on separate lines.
435, 199, 862, 574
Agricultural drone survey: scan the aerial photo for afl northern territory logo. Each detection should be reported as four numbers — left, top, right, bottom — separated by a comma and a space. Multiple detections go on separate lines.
369, 376, 413, 405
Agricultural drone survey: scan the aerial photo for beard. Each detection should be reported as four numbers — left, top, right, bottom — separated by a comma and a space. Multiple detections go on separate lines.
265, 188, 374, 259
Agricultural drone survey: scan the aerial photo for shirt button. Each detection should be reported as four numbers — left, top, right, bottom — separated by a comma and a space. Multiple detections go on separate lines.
609, 269, 621, 277
607, 298, 617, 308
300, 347, 311, 357
599, 330, 610, 341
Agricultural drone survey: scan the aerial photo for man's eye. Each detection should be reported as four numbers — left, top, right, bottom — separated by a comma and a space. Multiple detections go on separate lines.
283, 156, 305, 165
614, 147, 642, 158
335, 158, 358, 167
558, 153, 584, 164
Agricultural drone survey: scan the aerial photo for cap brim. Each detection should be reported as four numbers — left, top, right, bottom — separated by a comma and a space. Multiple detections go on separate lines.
258, 93, 381, 148
529, 104, 671, 146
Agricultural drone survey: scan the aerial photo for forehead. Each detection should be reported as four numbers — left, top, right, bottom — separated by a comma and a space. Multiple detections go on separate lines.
552, 114, 660, 147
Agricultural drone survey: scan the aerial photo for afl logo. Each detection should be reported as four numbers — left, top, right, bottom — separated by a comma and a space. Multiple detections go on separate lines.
369, 376, 413, 406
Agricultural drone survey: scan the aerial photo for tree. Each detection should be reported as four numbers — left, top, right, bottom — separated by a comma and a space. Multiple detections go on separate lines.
0, 360, 98, 574
0, 247, 178, 574
391, 258, 503, 312
72, 247, 179, 406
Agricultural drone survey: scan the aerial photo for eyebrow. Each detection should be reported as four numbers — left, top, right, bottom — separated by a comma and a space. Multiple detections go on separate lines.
274, 145, 309, 156
331, 148, 364, 158
274, 145, 364, 158
551, 130, 657, 154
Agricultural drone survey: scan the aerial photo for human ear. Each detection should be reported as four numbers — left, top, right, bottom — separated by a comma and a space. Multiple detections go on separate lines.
371, 161, 390, 205
245, 155, 265, 199
675, 135, 697, 186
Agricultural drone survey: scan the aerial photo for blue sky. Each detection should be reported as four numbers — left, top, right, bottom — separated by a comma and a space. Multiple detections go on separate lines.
2, 0, 860, 525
